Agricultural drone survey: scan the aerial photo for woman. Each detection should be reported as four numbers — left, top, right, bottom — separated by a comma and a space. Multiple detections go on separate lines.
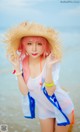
4, 22, 74, 132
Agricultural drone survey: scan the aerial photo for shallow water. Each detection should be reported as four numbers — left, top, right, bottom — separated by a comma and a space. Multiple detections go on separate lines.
0, 74, 41, 132
0, 35, 80, 132
0, 51, 80, 132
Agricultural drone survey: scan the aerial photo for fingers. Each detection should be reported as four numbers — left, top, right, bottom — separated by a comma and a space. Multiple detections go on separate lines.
50, 53, 55, 60
47, 52, 60, 66
9, 54, 20, 66
48, 52, 55, 61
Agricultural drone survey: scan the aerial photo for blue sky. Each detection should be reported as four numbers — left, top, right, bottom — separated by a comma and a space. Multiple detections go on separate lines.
0, 0, 80, 33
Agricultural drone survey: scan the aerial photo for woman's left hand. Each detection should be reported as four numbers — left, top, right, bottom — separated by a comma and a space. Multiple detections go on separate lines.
46, 53, 60, 69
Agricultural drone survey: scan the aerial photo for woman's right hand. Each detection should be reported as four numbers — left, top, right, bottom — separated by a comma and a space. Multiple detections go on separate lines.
9, 53, 21, 72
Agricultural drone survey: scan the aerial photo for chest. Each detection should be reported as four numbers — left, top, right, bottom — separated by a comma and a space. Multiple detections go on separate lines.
29, 63, 42, 78
27, 66, 45, 91
27, 75, 42, 92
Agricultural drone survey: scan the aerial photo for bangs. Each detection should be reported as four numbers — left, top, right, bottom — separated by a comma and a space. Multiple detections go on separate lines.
21, 36, 49, 45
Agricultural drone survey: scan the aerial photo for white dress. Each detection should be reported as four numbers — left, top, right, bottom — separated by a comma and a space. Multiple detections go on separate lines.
26, 62, 74, 120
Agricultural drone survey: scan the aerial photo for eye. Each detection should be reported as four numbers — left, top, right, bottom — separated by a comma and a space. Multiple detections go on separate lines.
27, 42, 32, 45
37, 43, 42, 46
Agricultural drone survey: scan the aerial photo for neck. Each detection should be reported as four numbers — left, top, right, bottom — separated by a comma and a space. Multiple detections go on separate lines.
29, 56, 41, 65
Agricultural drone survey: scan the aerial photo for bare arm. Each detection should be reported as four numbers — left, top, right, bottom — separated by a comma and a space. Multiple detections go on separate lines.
45, 68, 56, 96
45, 53, 60, 96
9, 54, 28, 95
16, 74, 28, 95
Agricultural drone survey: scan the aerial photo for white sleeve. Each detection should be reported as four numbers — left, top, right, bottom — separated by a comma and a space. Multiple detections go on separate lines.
52, 61, 61, 85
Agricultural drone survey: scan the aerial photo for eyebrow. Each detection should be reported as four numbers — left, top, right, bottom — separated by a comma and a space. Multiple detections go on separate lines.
26, 40, 43, 43
27, 40, 32, 42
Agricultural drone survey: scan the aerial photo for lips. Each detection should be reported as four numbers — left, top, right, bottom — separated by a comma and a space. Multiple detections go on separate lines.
32, 53, 38, 56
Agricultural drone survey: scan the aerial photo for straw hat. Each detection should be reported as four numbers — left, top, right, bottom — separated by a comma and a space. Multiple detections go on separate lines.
4, 21, 62, 59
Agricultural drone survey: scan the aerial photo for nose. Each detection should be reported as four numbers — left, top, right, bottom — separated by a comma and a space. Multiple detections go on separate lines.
32, 43, 37, 52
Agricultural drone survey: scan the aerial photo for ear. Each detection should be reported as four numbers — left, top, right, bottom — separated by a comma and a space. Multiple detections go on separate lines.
45, 52, 48, 56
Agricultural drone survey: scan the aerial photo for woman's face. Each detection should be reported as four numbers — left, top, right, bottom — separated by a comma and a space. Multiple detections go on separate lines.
24, 36, 47, 58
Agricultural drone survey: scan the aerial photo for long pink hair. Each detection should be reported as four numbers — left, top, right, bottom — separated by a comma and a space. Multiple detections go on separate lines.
18, 36, 51, 82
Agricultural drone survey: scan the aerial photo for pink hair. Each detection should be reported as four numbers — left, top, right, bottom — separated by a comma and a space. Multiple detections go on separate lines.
18, 36, 51, 82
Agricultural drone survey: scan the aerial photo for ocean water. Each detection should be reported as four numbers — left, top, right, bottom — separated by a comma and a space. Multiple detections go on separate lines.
0, 30, 80, 132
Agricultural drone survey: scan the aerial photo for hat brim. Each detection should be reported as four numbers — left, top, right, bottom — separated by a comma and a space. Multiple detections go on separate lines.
5, 22, 57, 50
4, 22, 62, 59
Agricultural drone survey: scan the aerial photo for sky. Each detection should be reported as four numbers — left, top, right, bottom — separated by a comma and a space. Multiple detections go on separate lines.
0, 0, 80, 33
0, 0, 80, 58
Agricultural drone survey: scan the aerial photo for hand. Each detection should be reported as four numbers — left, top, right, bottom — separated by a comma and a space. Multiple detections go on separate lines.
9, 53, 21, 72
46, 53, 60, 69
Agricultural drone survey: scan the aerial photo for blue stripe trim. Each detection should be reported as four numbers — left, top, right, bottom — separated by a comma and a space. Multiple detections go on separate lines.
23, 92, 35, 119
22, 72, 35, 119
24, 116, 34, 119
28, 92, 35, 118
43, 87, 70, 126
57, 122, 70, 126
